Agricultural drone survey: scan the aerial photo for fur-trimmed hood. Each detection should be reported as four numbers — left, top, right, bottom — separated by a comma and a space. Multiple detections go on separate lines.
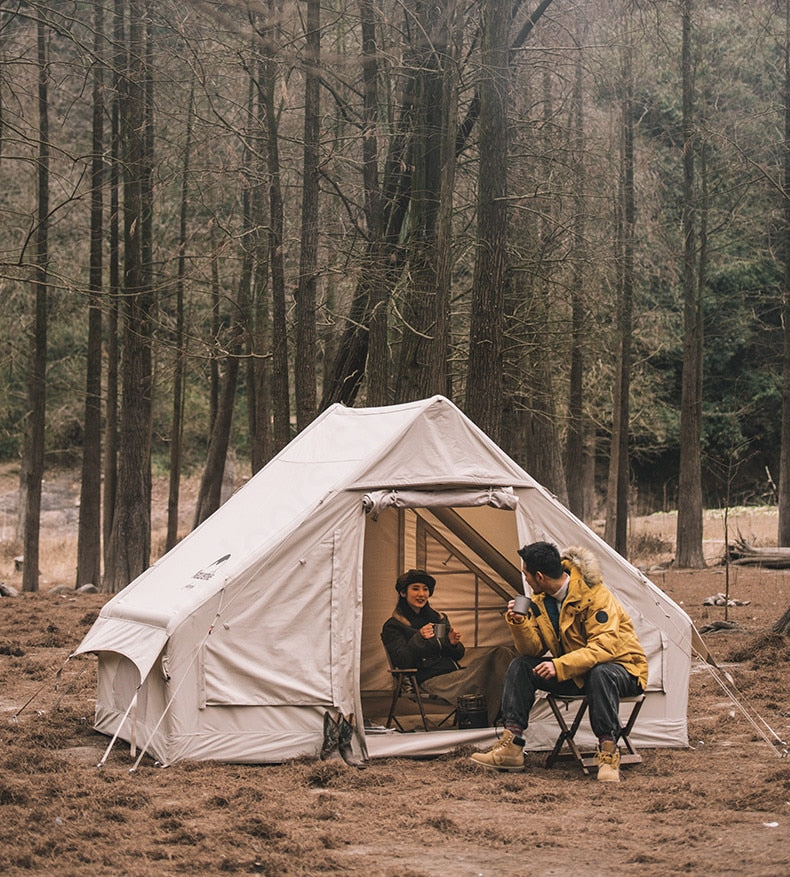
561, 545, 603, 589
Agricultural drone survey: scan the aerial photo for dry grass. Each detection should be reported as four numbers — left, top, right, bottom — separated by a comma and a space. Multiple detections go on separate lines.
1, 467, 789, 876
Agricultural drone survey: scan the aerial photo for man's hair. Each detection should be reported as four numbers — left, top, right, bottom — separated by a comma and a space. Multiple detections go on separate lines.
517, 541, 563, 579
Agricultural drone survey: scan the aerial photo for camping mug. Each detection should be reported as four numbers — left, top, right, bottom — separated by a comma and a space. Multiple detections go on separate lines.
512, 594, 530, 616
433, 622, 447, 641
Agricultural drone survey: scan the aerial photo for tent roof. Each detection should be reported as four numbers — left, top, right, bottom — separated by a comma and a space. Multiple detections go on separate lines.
75, 396, 534, 674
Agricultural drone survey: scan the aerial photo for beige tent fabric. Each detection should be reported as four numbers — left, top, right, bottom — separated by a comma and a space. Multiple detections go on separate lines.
74, 396, 696, 765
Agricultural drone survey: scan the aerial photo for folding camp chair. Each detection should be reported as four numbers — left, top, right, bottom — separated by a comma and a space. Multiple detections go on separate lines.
544, 693, 645, 776
383, 651, 456, 732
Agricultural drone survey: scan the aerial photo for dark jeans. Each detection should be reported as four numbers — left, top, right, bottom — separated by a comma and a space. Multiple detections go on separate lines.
500, 655, 643, 741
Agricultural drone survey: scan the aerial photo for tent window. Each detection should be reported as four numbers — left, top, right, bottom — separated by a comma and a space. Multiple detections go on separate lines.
414, 514, 511, 647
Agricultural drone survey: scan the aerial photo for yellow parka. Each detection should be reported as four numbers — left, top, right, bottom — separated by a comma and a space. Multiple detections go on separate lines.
507, 546, 648, 690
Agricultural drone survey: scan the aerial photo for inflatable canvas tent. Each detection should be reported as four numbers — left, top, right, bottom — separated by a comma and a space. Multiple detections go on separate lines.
74, 396, 694, 765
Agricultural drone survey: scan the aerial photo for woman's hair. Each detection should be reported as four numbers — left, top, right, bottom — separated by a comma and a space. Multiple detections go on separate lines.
517, 541, 563, 579
395, 568, 436, 596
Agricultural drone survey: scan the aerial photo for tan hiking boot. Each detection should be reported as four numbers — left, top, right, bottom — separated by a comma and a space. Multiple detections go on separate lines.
597, 740, 621, 782
469, 729, 525, 772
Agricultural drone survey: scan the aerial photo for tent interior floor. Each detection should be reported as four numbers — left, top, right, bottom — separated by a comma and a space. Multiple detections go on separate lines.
361, 690, 461, 733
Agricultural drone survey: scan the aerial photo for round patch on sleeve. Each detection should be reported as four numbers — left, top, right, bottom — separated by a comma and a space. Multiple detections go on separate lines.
595, 610, 609, 624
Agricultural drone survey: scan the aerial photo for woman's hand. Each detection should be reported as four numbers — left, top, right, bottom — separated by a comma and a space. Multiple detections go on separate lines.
419, 623, 434, 639
448, 627, 462, 645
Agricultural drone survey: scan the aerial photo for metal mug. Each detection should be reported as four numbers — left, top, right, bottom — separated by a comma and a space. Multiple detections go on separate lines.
433, 622, 447, 641
512, 594, 530, 616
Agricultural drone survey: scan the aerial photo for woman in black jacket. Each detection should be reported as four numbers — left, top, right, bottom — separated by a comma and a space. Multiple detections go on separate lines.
380, 569, 465, 684
380, 569, 513, 726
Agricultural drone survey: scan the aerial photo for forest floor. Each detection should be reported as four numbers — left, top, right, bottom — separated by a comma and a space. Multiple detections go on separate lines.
0, 464, 789, 876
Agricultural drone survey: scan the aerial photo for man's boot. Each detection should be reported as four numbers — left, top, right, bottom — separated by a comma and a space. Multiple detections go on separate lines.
597, 739, 621, 782
469, 729, 525, 772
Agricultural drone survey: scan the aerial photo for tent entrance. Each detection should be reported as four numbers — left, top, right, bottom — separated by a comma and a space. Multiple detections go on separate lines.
359, 501, 520, 728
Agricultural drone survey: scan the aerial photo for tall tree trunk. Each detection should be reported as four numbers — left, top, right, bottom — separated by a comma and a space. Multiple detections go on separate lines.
465, 0, 508, 441
165, 80, 193, 552
605, 25, 635, 556
77, 0, 105, 586
359, 0, 388, 406
22, 16, 49, 593
676, 0, 706, 568
565, 18, 590, 521
320, 72, 415, 410
260, 3, 290, 450
193, 331, 242, 528
103, 0, 124, 567
523, 71, 567, 504
322, 1, 556, 409
209, 221, 221, 432
103, 0, 154, 592
393, 0, 451, 403
194, 67, 256, 524
778, 0, 790, 547
248, 56, 273, 474
294, 0, 320, 431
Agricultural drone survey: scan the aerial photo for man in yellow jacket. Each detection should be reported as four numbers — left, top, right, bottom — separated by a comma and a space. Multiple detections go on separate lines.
470, 541, 648, 782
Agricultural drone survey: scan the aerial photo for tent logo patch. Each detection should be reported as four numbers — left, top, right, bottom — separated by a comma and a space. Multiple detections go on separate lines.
192, 554, 231, 581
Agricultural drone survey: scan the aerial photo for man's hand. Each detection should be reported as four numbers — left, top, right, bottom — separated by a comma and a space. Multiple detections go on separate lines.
533, 659, 556, 680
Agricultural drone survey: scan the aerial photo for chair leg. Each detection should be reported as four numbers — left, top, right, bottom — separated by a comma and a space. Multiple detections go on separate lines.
618, 696, 644, 761
436, 707, 457, 728
387, 672, 433, 732
545, 696, 591, 776
386, 676, 405, 731
412, 683, 431, 732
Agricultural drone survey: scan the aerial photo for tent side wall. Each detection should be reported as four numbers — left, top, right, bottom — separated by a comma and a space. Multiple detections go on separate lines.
93, 493, 367, 765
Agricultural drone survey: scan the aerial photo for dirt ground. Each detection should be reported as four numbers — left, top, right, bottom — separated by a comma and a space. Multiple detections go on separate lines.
0, 467, 789, 876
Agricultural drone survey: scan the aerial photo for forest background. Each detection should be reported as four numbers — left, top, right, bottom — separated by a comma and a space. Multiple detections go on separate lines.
3, 0, 790, 592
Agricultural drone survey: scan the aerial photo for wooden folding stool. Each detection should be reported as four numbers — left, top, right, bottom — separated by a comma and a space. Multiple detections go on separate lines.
544, 693, 645, 775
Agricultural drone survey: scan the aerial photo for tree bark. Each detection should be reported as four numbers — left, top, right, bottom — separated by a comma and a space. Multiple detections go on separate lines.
605, 23, 635, 556
165, 80, 193, 552
248, 56, 273, 474
320, 68, 415, 410
77, 0, 105, 586
103, 0, 124, 568
565, 17, 589, 521
259, 3, 290, 451
22, 15, 49, 594
523, 70, 567, 504
676, 0, 706, 568
779, 0, 790, 546
323, 0, 556, 410
359, 0, 388, 406
465, 0, 509, 442
294, 0, 320, 431
103, 0, 154, 592
393, 0, 452, 403
193, 346, 241, 528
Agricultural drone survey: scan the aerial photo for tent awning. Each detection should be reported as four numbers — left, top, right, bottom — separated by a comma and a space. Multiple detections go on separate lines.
72, 616, 169, 683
